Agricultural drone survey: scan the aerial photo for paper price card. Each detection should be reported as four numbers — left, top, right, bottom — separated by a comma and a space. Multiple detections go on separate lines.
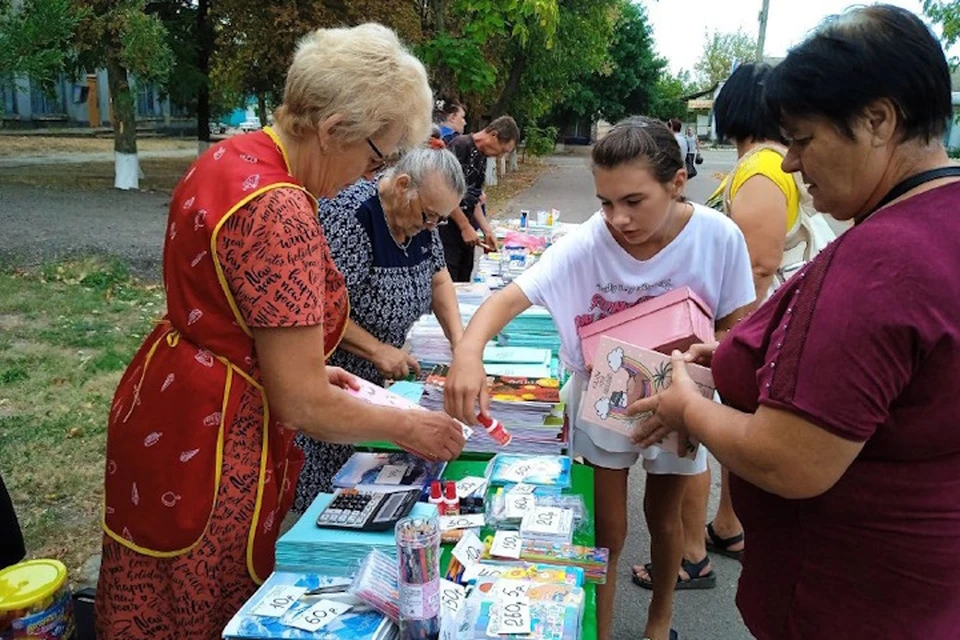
439, 513, 485, 531
452, 530, 485, 568
462, 563, 506, 583
521, 506, 567, 536
455, 476, 487, 499
490, 530, 522, 559
496, 598, 532, 635
505, 492, 535, 520
284, 599, 351, 633
439, 579, 466, 617
509, 483, 536, 495
375, 464, 408, 485
250, 585, 307, 618
494, 579, 530, 601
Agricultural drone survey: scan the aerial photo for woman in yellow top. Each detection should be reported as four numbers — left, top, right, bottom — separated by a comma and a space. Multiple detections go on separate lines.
633, 62, 798, 589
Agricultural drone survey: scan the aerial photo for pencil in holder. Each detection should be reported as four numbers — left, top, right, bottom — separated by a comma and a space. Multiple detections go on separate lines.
395, 516, 441, 640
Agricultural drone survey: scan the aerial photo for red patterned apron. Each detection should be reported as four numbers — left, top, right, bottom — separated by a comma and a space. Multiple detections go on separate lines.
102, 128, 347, 583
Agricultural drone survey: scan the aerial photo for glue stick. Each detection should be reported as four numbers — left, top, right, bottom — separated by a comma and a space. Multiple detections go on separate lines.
443, 481, 460, 516
429, 480, 446, 515
477, 413, 512, 446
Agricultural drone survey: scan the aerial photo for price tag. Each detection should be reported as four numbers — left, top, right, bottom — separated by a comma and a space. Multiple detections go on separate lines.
455, 476, 487, 499
495, 579, 530, 601
496, 598, 531, 635
439, 579, 466, 617
451, 530, 485, 568
462, 563, 506, 583
490, 530, 522, 560
284, 599, 351, 633
521, 506, 567, 536
439, 513, 485, 531
504, 492, 535, 520
509, 483, 536, 495
501, 461, 534, 483
375, 464, 408, 485
250, 585, 306, 618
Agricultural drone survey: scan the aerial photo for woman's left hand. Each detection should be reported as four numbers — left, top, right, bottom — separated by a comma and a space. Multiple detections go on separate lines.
326, 366, 360, 391
627, 350, 701, 447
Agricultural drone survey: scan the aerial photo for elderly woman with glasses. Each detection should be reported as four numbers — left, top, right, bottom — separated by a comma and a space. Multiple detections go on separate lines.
293, 146, 467, 508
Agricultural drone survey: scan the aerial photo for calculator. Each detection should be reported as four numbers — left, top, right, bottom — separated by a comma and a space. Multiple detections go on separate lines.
315, 488, 422, 531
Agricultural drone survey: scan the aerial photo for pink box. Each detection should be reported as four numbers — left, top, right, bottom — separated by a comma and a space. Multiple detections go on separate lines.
578, 287, 715, 366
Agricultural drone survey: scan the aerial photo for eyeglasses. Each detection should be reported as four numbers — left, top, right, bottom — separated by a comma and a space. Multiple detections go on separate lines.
411, 191, 449, 227
367, 137, 386, 171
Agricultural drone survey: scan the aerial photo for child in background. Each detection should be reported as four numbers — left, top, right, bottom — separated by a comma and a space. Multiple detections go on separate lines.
443, 117, 755, 640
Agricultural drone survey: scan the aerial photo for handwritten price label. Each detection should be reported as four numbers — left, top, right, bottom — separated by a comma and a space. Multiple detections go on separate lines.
452, 530, 485, 568
375, 464, 408, 485
439, 513, 485, 531
439, 579, 466, 617
495, 579, 530, 601
496, 598, 532, 635
521, 506, 568, 536
250, 585, 306, 618
490, 530, 523, 559
285, 599, 351, 633
455, 476, 487, 499
462, 563, 506, 583
510, 483, 536, 495
505, 492, 534, 519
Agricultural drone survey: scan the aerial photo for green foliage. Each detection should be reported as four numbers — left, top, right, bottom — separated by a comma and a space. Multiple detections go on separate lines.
524, 125, 557, 156
118, 9, 174, 83
694, 28, 757, 88
648, 71, 696, 122
0, 0, 84, 94
925, 0, 960, 48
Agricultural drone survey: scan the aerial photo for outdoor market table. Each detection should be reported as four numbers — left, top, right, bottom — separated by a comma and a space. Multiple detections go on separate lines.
439, 458, 598, 640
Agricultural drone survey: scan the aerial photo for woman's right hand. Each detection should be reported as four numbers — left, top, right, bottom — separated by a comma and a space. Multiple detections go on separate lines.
443, 350, 488, 425
372, 344, 421, 380
397, 410, 465, 461
684, 342, 719, 367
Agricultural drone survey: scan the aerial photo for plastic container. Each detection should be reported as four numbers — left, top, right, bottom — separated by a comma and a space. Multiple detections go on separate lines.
0, 559, 75, 640
395, 517, 441, 640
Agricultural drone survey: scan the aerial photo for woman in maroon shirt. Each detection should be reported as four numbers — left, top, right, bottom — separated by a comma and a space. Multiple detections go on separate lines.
630, 5, 960, 639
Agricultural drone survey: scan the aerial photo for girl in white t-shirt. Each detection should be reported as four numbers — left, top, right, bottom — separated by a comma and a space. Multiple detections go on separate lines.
443, 117, 754, 640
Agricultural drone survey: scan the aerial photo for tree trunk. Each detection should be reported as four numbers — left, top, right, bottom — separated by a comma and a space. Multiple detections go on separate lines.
257, 93, 268, 127
491, 55, 526, 118
107, 57, 139, 190
196, 0, 212, 152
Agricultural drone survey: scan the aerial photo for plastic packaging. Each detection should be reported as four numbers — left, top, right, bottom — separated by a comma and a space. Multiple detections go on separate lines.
396, 517, 441, 640
349, 549, 401, 622
0, 559, 75, 640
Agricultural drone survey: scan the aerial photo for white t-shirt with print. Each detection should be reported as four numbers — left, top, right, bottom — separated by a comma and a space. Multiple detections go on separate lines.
514, 204, 755, 454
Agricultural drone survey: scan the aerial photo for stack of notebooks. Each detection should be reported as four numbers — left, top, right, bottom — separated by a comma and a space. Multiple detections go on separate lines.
454, 576, 585, 640
222, 572, 396, 640
274, 493, 438, 576
407, 303, 480, 368
497, 306, 562, 360
419, 368, 567, 455
481, 345, 554, 379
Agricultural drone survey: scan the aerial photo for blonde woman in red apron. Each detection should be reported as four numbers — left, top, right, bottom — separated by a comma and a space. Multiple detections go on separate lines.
95, 23, 465, 640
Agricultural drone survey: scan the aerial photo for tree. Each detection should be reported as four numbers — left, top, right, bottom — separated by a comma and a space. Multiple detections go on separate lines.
0, 0, 174, 189
924, 0, 960, 51
647, 70, 696, 122
694, 28, 757, 88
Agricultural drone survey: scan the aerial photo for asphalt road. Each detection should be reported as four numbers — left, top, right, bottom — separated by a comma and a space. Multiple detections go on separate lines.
502, 148, 753, 640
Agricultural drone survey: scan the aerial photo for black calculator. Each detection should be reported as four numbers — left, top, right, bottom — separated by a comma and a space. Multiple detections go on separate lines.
315, 488, 421, 531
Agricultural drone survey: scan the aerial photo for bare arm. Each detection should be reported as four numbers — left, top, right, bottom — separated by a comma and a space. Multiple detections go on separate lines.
714, 303, 752, 341
444, 283, 532, 423
253, 325, 461, 458
729, 176, 788, 308
431, 269, 464, 349
338, 319, 420, 380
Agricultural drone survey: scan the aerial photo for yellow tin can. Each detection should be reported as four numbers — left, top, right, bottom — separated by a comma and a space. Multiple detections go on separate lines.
0, 559, 75, 639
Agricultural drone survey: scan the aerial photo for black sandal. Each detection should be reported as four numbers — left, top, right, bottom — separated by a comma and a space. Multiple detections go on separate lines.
632, 555, 716, 590
706, 521, 744, 562
642, 630, 679, 640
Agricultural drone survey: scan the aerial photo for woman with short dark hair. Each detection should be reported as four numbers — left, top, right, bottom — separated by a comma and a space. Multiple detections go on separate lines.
630, 5, 960, 638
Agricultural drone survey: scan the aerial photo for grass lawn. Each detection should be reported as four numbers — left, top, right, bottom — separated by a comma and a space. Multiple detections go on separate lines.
0, 136, 197, 157
0, 259, 164, 583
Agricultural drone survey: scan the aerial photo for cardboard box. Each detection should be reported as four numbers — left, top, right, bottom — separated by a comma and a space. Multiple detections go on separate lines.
578, 286, 714, 366
579, 336, 715, 459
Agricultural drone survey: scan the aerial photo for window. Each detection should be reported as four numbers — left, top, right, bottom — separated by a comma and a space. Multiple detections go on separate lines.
30, 80, 66, 116
1, 76, 17, 116
136, 83, 158, 118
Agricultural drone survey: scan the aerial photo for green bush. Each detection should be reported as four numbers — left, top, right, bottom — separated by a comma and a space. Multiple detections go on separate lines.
949, 147, 960, 160
524, 125, 559, 157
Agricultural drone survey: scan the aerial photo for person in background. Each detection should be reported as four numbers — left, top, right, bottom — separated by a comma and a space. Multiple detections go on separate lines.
0, 472, 25, 569
669, 118, 688, 166
95, 24, 464, 640
443, 117, 754, 640
294, 147, 467, 507
630, 6, 960, 638
685, 126, 699, 178
441, 116, 520, 282
434, 97, 466, 145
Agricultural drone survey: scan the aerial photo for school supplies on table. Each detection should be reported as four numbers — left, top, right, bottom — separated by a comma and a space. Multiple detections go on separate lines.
332, 452, 446, 493
395, 517, 442, 640
275, 493, 438, 577
580, 336, 715, 459
455, 576, 585, 640
519, 507, 575, 545
315, 488, 421, 532
350, 550, 401, 622
518, 541, 610, 585
222, 571, 396, 640
485, 454, 572, 489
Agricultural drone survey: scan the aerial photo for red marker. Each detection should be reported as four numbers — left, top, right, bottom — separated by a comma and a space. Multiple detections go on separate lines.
429, 480, 446, 515
444, 481, 460, 516
477, 413, 512, 447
